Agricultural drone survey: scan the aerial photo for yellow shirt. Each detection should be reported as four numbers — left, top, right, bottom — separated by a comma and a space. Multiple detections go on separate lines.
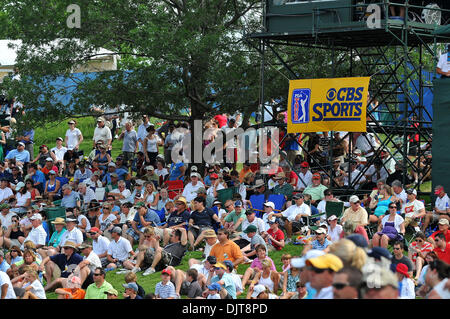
209, 240, 243, 265
342, 206, 368, 226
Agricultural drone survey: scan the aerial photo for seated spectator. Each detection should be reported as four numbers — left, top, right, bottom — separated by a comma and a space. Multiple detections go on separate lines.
247, 259, 280, 296
241, 244, 276, 288
223, 200, 246, 235
126, 202, 160, 246
108, 180, 131, 205
11, 182, 30, 215
27, 163, 46, 195
58, 216, 83, 249
188, 255, 217, 290
54, 274, 85, 299
87, 227, 110, 267
264, 217, 285, 251
77, 182, 95, 209
272, 172, 294, 203
60, 184, 81, 210
427, 219, 450, 248
85, 267, 113, 299
39, 241, 83, 292
94, 145, 112, 172
328, 239, 367, 271
303, 173, 328, 205
306, 253, 344, 299
159, 197, 190, 246
155, 160, 169, 186
433, 232, 450, 264
408, 232, 434, 282
421, 259, 450, 299
368, 185, 398, 223
268, 193, 311, 242
395, 263, 415, 299
95, 202, 119, 240
402, 188, 426, 230
40, 156, 59, 178
155, 268, 177, 299
241, 225, 267, 261
188, 196, 220, 249
20, 213, 46, 251
14, 267, 46, 299
37, 217, 67, 259
122, 282, 143, 299
422, 185, 450, 232
340, 195, 369, 241
295, 161, 313, 192
331, 266, 363, 300
326, 215, 343, 242
44, 170, 61, 202
141, 181, 158, 210
85, 170, 103, 189
204, 262, 236, 299
371, 202, 405, 249
74, 161, 94, 184
209, 228, 244, 268
303, 227, 332, 254
5, 142, 30, 168
106, 227, 135, 271
390, 241, 414, 277
76, 242, 101, 290
124, 271, 145, 298
133, 227, 187, 276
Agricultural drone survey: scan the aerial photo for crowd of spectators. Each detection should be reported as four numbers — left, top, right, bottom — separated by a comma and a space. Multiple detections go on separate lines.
0, 112, 448, 300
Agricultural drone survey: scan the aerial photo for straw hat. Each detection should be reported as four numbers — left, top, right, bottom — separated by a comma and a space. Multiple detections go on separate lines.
51, 217, 66, 225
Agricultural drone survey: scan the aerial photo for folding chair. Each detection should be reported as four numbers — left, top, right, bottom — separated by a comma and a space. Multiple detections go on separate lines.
249, 194, 265, 218
217, 187, 237, 206
166, 180, 184, 199
56, 176, 69, 188
325, 201, 345, 220
267, 194, 286, 212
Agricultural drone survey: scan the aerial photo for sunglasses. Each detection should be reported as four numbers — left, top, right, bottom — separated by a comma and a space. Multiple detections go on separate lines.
389, 206, 397, 209
332, 282, 350, 290
93, 273, 102, 276
309, 267, 326, 274
225, 205, 233, 208
416, 239, 423, 243
393, 247, 401, 250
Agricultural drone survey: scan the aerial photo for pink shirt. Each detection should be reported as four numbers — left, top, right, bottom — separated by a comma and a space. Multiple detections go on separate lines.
250, 257, 277, 271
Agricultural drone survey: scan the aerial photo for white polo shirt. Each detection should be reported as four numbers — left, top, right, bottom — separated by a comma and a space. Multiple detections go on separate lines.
0, 187, 13, 203
0, 271, 16, 299
84, 251, 102, 272
107, 236, 132, 262
182, 182, 205, 202
21, 224, 47, 250
281, 203, 311, 222
435, 194, 450, 212
437, 53, 450, 73
59, 227, 84, 247
93, 235, 110, 257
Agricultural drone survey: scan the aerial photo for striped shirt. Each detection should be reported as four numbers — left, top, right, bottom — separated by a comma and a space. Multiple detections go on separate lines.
409, 241, 433, 263
155, 281, 177, 299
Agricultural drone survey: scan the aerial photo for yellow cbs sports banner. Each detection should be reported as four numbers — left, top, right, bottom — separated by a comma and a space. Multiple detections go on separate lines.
287, 77, 370, 133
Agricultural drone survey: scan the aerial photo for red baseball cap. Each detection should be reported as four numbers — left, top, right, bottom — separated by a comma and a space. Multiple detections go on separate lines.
210, 173, 219, 179
434, 187, 444, 195
312, 173, 321, 180
162, 268, 172, 276
300, 161, 309, 168
89, 227, 101, 233
396, 263, 409, 278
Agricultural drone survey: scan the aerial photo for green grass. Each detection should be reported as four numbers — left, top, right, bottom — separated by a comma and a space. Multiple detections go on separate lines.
44, 240, 304, 299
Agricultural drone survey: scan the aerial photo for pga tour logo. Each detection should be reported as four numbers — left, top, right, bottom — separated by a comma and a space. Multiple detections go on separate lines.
292, 89, 310, 124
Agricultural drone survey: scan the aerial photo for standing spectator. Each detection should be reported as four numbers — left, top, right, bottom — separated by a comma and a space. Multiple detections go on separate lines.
163, 123, 176, 164
137, 115, 151, 152
118, 121, 138, 167
65, 120, 83, 154
85, 267, 113, 299
143, 125, 162, 167
155, 268, 177, 299
93, 117, 112, 151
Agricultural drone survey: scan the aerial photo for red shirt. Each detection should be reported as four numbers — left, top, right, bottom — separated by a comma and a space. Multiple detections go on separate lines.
410, 241, 433, 263
430, 229, 450, 243
434, 242, 450, 264
214, 115, 228, 128
41, 165, 59, 175
267, 228, 284, 250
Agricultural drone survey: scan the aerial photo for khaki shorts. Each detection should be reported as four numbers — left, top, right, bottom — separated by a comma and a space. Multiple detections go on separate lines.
404, 217, 419, 228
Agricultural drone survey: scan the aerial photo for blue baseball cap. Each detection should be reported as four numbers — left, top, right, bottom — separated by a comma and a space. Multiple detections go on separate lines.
207, 283, 222, 291
223, 260, 234, 270
234, 200, 242, 207
122, 282, 138, 292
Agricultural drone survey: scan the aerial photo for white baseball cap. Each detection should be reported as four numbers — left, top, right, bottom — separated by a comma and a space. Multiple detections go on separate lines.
30, 213, 43, 221
263, 201, 275, 209
349, 195, 360, 203
251, 284, 267, 298
327, 215, 338, 221
291, 250, 325, 269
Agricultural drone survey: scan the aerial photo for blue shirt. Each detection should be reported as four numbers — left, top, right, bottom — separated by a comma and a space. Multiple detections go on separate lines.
102, 168, 128, 184
168, 162, 184, 181
74, 169, 92, 182
311, 238, 332, 251
5, 149, 30, 163
0, 260, 10, 273
211, 273, 236, 299
20, 130, 34, 144
61, 191, 81, 208
304, 282, 317, 299
49, 252, 83, 278
133, 209, 161, 229
32, 170, 46, 185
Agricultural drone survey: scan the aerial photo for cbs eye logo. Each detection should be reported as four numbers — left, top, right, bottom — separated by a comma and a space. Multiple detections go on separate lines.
326, 88, 337, 102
